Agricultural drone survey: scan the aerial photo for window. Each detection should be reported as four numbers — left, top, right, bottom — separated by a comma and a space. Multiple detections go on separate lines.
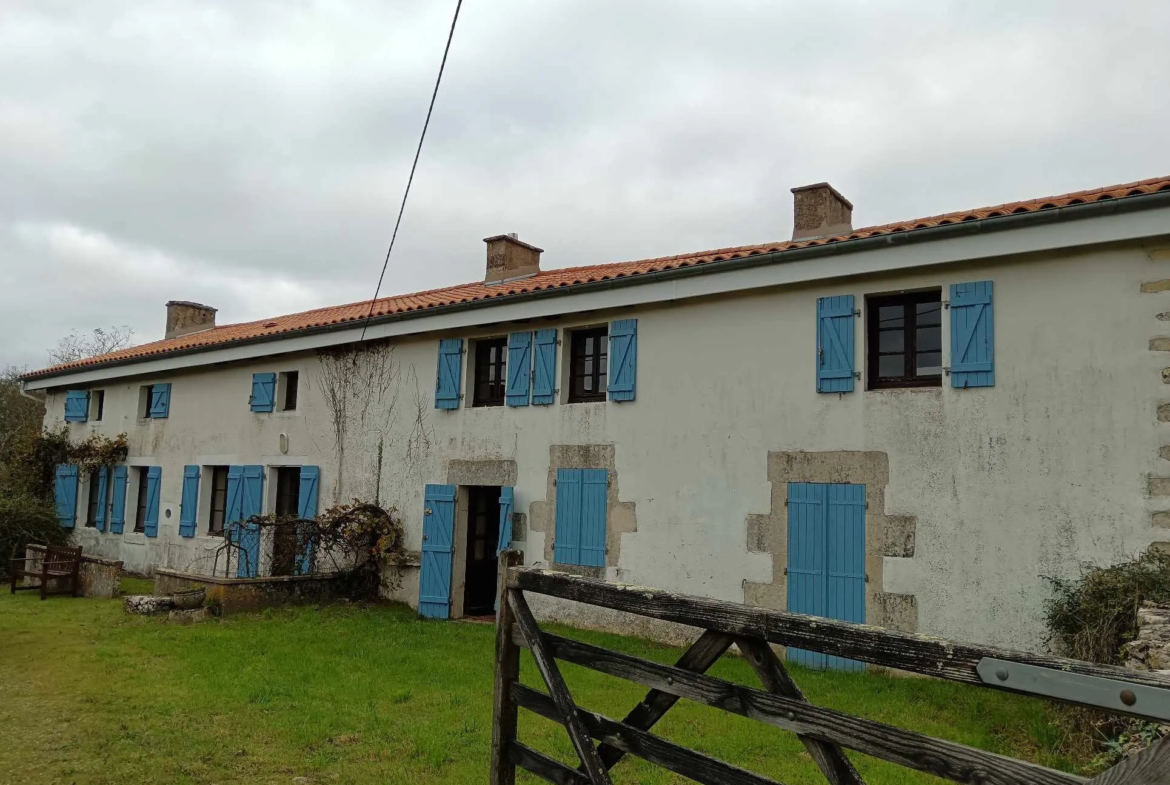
208, 466, 229, 535
472, 338, 508, 407
568, 328, 608, 403
134, 467, 150, 532
85, 469, 101, 527
275, 467, 301, 517
553, 468, 608, 566
139, 385, 153, 419
867, 291, 943, 389
92, 390, 105, 421
280, 371, 299, 411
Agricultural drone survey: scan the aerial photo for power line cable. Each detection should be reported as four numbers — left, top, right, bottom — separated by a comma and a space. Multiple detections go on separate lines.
359, 0, 463, 342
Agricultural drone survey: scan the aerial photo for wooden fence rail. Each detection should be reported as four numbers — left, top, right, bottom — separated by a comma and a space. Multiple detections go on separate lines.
489, 550, 1170, 785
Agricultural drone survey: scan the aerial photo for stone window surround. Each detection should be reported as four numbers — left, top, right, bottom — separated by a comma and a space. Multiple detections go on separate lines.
527, 444, 637, 578
743, 450, 918, 633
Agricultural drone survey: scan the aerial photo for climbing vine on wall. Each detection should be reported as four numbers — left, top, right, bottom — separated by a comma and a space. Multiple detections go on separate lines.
7, 426, 128, 501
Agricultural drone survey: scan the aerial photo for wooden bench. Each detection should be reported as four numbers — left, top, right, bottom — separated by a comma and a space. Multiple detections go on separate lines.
10, 545, 82, 600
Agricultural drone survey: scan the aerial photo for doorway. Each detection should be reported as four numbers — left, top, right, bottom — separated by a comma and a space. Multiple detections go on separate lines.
463, 485, 501, 616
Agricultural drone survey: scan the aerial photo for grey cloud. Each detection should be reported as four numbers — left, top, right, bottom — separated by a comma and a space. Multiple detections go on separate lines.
2, 0, 1168, 369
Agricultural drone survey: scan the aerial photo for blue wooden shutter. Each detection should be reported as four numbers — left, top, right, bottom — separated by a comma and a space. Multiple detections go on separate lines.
250, 373, 276, 412
109, 466, 128, 534
226, 466, 245, 570
496, 486, 515, 555
64, 390, 89, 422
296, 466, 320, 575
531, 329, 557, 405
237, 465, 265, 577
149, 383, 172, 418
608, 319, 638, 402
825, 483, 866, 672
786, 482, 826, 668
505, 332, 532, 407
54, 465, 78, 528
554, 469, 582, 565
435, 339, 463, 410
817, 296, 855, 393
94, 468, 109, 532
179, 465, 200, 538
579, 469, 608, 567
419, 484, 457, 618
950, 281, 995, 389
143, 466, 162, 537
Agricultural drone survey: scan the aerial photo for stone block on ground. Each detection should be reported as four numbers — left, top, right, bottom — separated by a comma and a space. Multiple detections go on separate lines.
124, 595, 174, 615
168, 608, 210, 624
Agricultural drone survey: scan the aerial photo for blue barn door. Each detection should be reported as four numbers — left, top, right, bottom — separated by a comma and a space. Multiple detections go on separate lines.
786, 482, 866, 671
419, 484, 457, 619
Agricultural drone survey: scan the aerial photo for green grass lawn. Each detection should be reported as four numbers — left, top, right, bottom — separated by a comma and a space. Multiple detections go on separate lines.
0, 587, 1087, 784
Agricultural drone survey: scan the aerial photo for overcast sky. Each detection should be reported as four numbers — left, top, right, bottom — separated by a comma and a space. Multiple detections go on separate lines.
2, 1, 1168, 370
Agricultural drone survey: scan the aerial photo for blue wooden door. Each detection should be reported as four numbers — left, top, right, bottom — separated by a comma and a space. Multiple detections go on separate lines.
419, 484, 457, 619
786, 482, 866, 671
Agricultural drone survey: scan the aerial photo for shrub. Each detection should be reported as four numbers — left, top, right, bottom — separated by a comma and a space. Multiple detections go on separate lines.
1044, 548, 1170, 665
1043, 548, 1170, 765
0, 493, 67, 574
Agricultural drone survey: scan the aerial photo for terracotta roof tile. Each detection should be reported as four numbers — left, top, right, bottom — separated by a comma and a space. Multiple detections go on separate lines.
26, 174, 1170, 380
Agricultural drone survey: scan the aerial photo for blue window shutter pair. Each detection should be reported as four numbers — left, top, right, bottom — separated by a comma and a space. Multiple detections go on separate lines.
532, 329, 557, 405
505, 332, 533, 407
179, 466, 200, 538
786, 482, 865, 671
419, 484, 457, 618
817, 296, 856, 393
250, 373, 276, 412
554, 468, 607, 567
296, 466, 320, 575
143, 467, 162, 537
94, 468, 109, 532
54, 465, 79, 528
435, 339, 463, 410
608, 319, 637, 402
149, 384, 171, 418
950, 281, 995, 388
109, 467, 128, 534
64, 390, 89, 422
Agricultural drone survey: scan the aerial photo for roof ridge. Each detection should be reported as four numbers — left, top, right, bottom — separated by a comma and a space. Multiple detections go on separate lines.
25, 172, 1170, 379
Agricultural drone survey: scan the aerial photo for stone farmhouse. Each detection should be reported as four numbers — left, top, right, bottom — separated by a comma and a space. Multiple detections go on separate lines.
21, 174, 1170, 653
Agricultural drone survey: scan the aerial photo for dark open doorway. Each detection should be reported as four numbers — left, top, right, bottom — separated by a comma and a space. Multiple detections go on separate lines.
463, 485, 501, 616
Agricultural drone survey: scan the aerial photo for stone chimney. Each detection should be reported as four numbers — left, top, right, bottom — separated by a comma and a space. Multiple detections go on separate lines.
165, 301, 217, 339
483, 233, 542, 284
791, 183, 853, 240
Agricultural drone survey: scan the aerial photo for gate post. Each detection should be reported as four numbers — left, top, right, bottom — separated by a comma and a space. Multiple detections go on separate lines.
490, 549, 523, 785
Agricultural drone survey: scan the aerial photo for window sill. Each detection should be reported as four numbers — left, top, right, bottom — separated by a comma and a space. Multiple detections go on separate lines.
122, 533, 146, 545
549, 562, 605, 579
866, 385, 943, 394
565, 398, 607, 406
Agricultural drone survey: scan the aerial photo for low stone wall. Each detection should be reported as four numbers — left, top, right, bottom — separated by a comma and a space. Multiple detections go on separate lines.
1124, 602, 1170, 674
24, 543, 123, 598
154, 569, 340, 615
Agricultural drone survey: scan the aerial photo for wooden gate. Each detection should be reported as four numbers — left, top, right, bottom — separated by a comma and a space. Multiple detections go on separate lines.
489, 550, 1170, 785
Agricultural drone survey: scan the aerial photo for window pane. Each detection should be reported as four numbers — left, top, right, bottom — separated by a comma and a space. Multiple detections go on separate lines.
917, 352, 942, 376
916, 301, 942, 326
878, 305, 904, 327
878, 355, 904, 377
916, 326, 941, 352
879, 330, 903, 353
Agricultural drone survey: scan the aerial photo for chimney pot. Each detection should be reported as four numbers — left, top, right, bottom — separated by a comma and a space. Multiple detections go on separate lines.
791, 182, 853, 241
165, 301, 217, 339
483, 234, 543, 284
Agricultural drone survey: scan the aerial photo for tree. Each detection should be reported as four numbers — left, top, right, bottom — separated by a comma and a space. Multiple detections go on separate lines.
0, 366, 44, 489
47, 325, 135, 365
